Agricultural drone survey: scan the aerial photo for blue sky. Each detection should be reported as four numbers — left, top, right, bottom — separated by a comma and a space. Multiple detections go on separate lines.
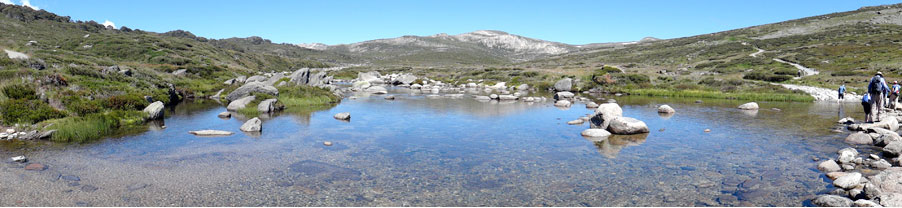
5, 0, 902, 45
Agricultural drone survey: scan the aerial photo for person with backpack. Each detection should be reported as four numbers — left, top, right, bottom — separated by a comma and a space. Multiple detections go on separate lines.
863, 93, 873, 122
838, 84, 846, 100
891, 81, 901, 110
867, 72, 890, 122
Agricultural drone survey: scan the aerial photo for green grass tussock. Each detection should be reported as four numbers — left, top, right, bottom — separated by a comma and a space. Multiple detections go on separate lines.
48, 110, 146, 143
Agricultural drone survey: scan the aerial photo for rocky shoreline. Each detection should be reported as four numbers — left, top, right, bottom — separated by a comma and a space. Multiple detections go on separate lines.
812, 110, 902, 207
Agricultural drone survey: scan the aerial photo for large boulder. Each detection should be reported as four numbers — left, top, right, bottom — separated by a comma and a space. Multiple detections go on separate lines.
834, 172, 862, 189
812, 195, 853, 207
226, 96, 256, 111
607, 117, 650, 135
308, 71, 331, 86
883, 141, 902, 156
240, 117, 262, 132
590, 103, 623, 129
846, 132, 874, 145
554, 78, 572, 92
143, 101, 165, 120
289, 68, 311, 85
263, 73, 285, 86
358, 71, 382, 83
397, 74, 418, 85
257, 99, 281, 113
226, 82, 278, 102
738, 102, 759, 110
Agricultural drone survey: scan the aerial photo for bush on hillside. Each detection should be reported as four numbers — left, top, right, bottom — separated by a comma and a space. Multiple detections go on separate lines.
2, 84, 38, 100
0, 99, 66, 125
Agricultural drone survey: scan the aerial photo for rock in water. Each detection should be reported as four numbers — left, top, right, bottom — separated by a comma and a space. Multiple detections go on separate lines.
585, 102, 599, 108
885, 141, 902, 156
333, 112, 351, 121
590, 103, 623, 129
240, 117, 263, 132
398, 74, 418, 85
554, 78, 572, 92
217, 112, 231, 118
567, 120, 584, 125
188, 130, 234, 136
817, 160, 842, 172
853, 199, 881, 207
516, 84, 529, 91
657, 105, 675, 114
607, 117, 650, 135
738, 102, 759, 110
365, 86, 388, 94
225, 82, 278, 102
838, 147, 859, 164
581, 129, 611, 138
833, 172, 862, 189
352, 81, 371, 90
554, 92, 575, 100
554, 100, 571, 107
845, 132, 874, 145
11, 156, 26, 163
24, 163, 46, 171
226, 96, 256, 111
143, 101, 165, 120
812, 195, 852, 207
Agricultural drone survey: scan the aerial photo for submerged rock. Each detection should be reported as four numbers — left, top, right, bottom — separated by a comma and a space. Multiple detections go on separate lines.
240, 117, 263, 132
143, 101, 165, 120
333, 112, 351, 121
738, 102, 759, 110
188, 130, 234, 136
812, 195, 852, 207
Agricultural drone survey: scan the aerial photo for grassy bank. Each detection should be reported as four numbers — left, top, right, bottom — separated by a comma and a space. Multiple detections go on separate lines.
230, 85, 340, 117
47, 110, 146, 143
621, 88, 815, 102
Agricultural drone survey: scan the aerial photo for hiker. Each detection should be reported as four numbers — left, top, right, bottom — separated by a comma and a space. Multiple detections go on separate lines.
863, 93, 873, 122
867, 72, 890, 122
838, 84, 846, 100
892, 81, 901, 110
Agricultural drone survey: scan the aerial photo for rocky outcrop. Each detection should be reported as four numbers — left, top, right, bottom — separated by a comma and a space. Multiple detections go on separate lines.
289, 68, 311, 85
607, 117, 650, 135
143, 101, 165, 120
240, 117, 263, 132
554, 78, 572, 92
246, 75, 267, 83
225, 82, 278, 102
226, 96, 256, 111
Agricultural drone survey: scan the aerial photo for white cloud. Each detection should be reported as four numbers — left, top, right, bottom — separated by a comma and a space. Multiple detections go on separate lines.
0, 0, 13, 5
102, 20, 116, 28
21, 0, 39, 10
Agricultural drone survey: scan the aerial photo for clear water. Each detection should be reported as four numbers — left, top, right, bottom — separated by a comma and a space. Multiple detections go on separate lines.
0, 89, 863, 206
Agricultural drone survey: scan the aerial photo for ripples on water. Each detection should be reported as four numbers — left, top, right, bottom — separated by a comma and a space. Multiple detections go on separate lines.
0, 89, 863, 206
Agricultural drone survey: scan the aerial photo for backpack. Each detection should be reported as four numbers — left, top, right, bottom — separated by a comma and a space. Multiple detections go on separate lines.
869, 77, 884, 94
863, 93, 871, 103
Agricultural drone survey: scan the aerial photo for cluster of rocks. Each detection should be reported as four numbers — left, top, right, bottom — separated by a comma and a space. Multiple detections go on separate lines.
0, 127, 55, 141
812, 112, 902, 207
576, 100, 650, 139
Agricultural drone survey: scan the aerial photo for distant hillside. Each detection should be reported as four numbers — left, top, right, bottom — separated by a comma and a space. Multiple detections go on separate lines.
523, 3, 902, 91
297, 30, 648, 66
